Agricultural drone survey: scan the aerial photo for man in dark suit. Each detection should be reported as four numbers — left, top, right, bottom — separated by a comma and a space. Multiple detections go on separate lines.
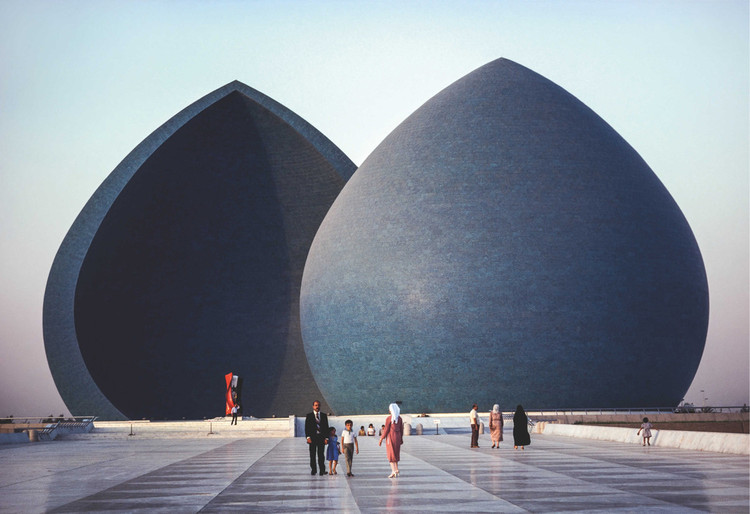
305, 400, 330, 475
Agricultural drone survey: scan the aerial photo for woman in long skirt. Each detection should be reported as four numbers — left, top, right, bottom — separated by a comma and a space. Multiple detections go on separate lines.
378, 403, 403, 478
513, 404, 531, 450
489, 404, 503, 448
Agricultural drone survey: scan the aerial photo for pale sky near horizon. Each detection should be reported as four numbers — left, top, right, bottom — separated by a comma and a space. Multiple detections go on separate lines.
1, 0, 747, 416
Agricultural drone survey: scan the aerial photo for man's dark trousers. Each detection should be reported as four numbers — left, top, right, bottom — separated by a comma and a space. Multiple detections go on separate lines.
471, 423, 479, 447
309, 436, 325, 474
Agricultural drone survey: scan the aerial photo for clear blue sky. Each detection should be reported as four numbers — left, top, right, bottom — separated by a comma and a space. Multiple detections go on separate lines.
1, 0, 747, 416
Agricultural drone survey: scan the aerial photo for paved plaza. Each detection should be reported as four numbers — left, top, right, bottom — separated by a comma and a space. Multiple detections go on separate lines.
1, 431, 748, 512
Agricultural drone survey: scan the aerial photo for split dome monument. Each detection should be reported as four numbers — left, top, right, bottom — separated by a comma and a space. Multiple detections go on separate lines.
44, 58, 709, 420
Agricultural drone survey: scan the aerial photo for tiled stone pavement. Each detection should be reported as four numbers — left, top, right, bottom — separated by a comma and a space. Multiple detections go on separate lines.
1, 432, 747, 512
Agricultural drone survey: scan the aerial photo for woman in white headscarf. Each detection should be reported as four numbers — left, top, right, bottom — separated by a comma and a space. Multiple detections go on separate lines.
489, 404, 503, 448
378, 403, 404, 478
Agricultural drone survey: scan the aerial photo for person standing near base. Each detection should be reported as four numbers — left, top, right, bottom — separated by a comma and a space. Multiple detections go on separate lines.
340, 419, 359, 477
230, 404, 239, 425
489, 404, 503, 448
470, 404, 480, 448
513, 404, 531, 450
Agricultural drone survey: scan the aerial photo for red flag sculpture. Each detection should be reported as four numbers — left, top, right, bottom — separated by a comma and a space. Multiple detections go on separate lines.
225, 373, 235, 415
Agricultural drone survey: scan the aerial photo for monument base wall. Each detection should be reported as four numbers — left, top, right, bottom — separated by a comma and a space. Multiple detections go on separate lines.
538, 423, 749, 455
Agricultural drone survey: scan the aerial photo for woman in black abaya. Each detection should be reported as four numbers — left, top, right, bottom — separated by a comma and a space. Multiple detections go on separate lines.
513, 404, 531, 450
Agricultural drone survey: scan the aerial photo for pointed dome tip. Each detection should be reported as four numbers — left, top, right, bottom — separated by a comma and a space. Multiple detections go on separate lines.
495, 57, 518, 65
227, 79, 249, 89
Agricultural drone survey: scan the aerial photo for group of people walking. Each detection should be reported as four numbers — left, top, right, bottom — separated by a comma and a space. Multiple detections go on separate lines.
473, 404, 532, 450
305, 400, 403, 478
305, 400, 534, 479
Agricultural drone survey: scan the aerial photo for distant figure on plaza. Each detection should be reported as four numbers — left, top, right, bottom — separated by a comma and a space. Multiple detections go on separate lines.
489, 404, 503, 448
359, 425, 366, 436
341, 419, 359, 477
637, 417, 653, 446
513, 404, 531, 450
378, 403, 403, 478
305, 400, 330, 475
326, 426, 340, 475
367, 423, 376, 436
230, 404, 239, 425
470, 403, 480, 448
379, 424, 385, 436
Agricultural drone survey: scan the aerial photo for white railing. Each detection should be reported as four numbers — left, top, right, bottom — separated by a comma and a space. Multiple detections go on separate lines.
0, 415, 97, 424
531, 405, 749, 416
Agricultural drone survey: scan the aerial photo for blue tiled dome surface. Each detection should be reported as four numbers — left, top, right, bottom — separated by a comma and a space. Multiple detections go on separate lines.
301, 58, 708, 414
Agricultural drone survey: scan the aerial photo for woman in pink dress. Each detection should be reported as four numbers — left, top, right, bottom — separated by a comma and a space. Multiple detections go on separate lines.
489, 404, 503, 448
378, 403, 403, 478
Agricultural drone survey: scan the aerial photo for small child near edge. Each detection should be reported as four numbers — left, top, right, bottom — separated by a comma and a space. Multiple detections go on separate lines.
340, 419, 359, 477
637, 417, 653, 446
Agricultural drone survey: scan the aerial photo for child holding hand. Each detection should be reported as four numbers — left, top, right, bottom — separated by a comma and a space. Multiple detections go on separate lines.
326, 427, 340, 474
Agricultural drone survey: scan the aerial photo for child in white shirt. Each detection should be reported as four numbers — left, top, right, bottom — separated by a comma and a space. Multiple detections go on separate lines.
340, 419, 359, 477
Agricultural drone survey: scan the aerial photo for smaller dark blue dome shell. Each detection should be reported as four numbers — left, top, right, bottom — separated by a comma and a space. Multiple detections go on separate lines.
300, 58, 708, 414
43, 81, 355, 419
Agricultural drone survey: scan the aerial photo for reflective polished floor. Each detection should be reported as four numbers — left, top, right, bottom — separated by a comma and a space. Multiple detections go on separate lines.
1, 432, 747, 512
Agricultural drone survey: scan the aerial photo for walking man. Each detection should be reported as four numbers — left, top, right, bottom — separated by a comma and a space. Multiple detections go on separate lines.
305, 400, 329, 475
470, 403, 480, 448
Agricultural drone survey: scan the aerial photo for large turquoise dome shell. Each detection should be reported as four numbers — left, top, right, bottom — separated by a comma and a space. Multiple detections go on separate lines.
300, 58, 708, 414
